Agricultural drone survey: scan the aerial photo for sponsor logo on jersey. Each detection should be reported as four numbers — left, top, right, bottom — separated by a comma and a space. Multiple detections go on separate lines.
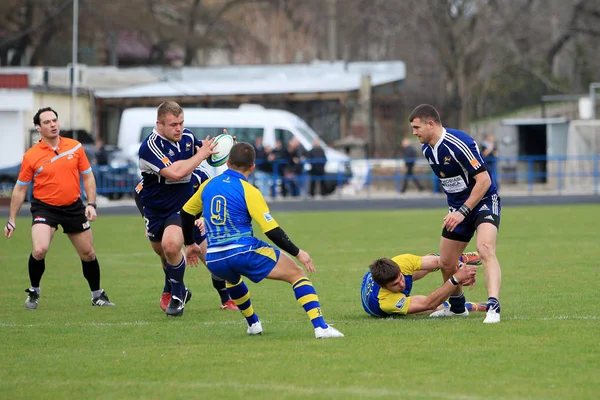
484, 215, 495, 221
439, 176, 468, 193
82, 221, 90, 229
68, 154, 74, 160
444, 156, 452, 165
168, 149, 175, 157
34, 216, 46, 222
263, 212, 274, 222
479, 204, 489, 211
395, 297, 406, 310
186, 142, 191, 151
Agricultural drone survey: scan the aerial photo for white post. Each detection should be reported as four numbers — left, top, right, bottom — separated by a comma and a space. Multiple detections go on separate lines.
71, 0, 79, 141
590, 82, 600, 120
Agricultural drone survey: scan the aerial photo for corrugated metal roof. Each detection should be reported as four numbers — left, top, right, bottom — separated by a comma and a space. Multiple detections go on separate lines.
95, 61, 405, 99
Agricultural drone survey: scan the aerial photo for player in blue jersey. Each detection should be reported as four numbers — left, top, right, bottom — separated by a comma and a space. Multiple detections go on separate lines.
361, 253, 483, 318
138, 101, 217, 317
181, 142, 344, 339
134, 165, 237, 312
409, 104, 502, 323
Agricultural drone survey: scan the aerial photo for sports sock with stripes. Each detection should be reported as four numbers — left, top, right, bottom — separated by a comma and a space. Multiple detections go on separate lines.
161, 259, 171, 293
226, 279, 259, 326
292, 277, 328, 329
166, 256, 186, 299
487, 297, 501, 313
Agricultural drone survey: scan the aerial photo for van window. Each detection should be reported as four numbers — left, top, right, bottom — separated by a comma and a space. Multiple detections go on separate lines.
141, 127, 154, 142
275, 129, 298, 149
190, 127, 264, 145
140, 126, 264, 144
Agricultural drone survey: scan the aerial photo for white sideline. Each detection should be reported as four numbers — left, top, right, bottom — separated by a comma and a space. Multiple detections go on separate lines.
3, 378, 488, 400
0, 315, 598, 328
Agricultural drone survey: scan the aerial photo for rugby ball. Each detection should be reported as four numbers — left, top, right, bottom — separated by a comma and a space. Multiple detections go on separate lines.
207, 133, 234, 167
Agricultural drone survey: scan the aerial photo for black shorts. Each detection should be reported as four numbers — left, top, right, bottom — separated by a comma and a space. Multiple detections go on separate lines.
30, 198, 90, 234
442, 195, 501, 242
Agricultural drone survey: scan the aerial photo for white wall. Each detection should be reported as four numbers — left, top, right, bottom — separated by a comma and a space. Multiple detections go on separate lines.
0, 89, 33, 168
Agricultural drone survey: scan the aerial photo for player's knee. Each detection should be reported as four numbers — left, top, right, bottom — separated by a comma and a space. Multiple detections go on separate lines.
80, 247, 96, 261
31, 246, 49, 259
162, 241, 181, 259
477, 242, 496, 261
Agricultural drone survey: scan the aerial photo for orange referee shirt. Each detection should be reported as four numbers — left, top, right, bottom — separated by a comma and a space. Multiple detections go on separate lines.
17, 137, 93, 207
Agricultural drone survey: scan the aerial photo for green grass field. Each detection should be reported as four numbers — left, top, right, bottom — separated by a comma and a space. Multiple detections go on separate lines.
1, 204, 599, 399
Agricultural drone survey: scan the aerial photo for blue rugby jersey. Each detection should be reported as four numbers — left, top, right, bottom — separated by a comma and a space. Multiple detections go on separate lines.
182, 169, 279, 248
422, 128, 498, 209
138, 128, 203, 215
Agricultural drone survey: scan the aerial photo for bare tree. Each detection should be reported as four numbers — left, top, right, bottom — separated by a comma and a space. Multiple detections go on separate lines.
0, 0, 71, 66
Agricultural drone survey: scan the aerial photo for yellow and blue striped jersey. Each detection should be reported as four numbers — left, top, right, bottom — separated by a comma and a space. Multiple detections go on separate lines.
360, 254, 422, 317
182, 169, 279, 247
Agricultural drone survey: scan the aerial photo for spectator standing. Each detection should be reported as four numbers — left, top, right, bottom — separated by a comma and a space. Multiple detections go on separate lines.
481, 134, 499, 188
400, 138, 424, 193
306, 138, 327, 197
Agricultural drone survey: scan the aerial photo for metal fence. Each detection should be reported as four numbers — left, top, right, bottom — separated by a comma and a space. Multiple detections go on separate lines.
6, 155, 596, 202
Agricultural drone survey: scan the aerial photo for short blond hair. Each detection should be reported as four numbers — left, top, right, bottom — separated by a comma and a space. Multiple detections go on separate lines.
157, 101, 183, 121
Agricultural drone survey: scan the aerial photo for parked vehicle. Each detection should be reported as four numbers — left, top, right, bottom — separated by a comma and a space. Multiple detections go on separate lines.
0, 164, 20, 198
117, 105, 352, 193
94, 150, 139, 200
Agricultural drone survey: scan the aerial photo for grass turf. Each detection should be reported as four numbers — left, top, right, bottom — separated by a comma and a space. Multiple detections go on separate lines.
0, 204, 598, 399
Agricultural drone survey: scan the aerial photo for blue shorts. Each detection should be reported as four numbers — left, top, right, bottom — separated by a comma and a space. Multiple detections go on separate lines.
146, 211, 205, 244
443, 194, 501, 242
205, 239, 280, 283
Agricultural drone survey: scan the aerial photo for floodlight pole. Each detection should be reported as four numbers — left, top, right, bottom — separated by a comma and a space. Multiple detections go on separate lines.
327, 0, 337, 62
71, 0, 79, 141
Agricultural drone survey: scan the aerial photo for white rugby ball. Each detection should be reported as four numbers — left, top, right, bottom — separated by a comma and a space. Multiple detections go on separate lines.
207, 133, 234, 167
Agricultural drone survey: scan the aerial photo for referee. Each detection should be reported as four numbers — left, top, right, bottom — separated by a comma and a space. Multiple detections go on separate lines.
4, 107, 115, 309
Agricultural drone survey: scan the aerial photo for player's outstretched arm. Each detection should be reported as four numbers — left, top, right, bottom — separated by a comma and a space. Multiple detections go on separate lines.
160, 140, 217, 181
406, 265, 477, 314
265, 227, 314, 272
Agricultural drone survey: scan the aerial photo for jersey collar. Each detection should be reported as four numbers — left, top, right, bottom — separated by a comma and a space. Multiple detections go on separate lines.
223, 168, 247, 181
430, 127, 447, 152
153, 128, 178, 145
38, 136, 63, 151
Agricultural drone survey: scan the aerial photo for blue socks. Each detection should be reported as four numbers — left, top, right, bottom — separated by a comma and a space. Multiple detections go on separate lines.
487, 297, 501, 313
226, 279, 259, 326
449, 293, 466, 314
292, 277, 328, 329
166, 256, 186, 299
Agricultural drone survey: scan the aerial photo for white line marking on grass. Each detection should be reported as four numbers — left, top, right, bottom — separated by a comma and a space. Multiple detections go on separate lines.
0, 252, 156, 261
0, 315, 598, 329
1, 378, 489, 400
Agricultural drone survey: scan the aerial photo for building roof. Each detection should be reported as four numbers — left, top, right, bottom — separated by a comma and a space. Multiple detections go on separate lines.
94, 60, 405, 99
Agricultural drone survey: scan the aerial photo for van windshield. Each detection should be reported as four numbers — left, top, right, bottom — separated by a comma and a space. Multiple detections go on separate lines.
294, 121, 326, 148
141, 126, 264, 144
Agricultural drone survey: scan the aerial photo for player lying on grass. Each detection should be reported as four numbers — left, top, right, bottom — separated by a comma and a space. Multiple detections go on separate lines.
361, 253, 484, 318
181, 142, 343, 339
